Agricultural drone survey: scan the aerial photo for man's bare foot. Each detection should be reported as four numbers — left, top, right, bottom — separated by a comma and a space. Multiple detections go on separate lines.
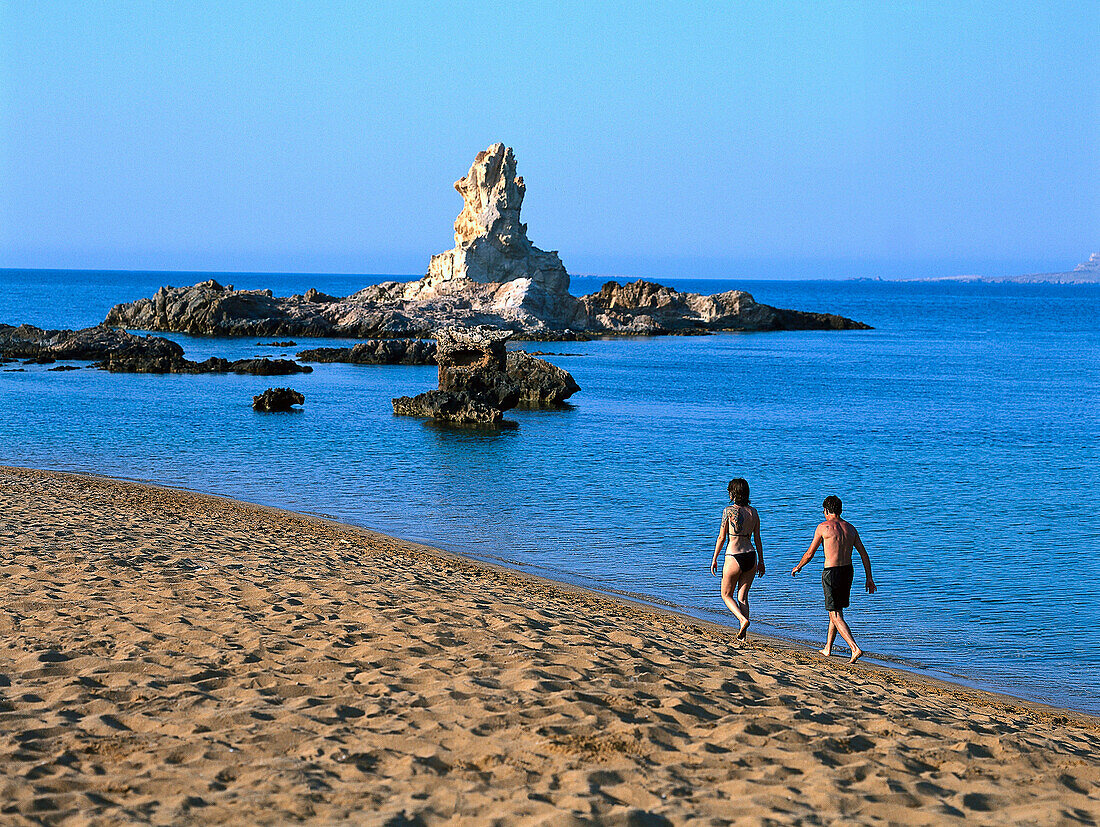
819, 647, 832, 657
849, 648, 863, 664
737, 619, 750, 640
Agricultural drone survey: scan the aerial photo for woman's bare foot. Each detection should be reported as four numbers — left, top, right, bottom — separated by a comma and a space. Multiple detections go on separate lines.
737, 619, 750, 640
849, 648, 863, 664
819, 647, 832, 657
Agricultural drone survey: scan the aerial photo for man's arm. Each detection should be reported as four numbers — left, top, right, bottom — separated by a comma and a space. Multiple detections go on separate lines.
854, 529, 877, 593
711, 515, 728, 576
792, 526, 822, 575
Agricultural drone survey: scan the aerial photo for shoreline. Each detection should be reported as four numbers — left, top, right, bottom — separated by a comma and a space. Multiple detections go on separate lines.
10, 464, 1096, 723
2, 465, 1098, 823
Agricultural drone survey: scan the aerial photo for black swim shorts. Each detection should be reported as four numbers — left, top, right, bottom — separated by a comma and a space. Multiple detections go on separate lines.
822, 564, 854, 611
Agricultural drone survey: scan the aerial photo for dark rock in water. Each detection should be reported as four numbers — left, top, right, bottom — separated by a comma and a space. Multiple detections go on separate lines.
435, 328, 520, 411
252, 387, 305, 412
392, 327, 518, 425
392, 327, 580, 424
0, 321, 312, 376
257, 340, 298, 347
392, 389, 503, 425
580, 280, 871, 333
225, 359, 312, 376
47, 365, 81, 372
297, 339, 436, 365
95, 354, 311, 375
506, 351, 580, 405
0, 323, 185, 362
24, 356, 56, 365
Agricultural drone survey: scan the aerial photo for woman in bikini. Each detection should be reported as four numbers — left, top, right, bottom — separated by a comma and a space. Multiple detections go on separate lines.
710, 477, 765, 639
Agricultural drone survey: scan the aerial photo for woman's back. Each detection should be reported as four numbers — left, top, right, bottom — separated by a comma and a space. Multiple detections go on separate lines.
724, 504, 757, 552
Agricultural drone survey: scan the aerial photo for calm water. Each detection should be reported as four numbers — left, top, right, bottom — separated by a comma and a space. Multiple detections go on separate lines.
2, 268, 1098, 714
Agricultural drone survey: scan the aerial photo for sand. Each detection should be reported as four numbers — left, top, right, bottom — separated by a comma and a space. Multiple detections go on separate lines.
0, 466, 1097, 825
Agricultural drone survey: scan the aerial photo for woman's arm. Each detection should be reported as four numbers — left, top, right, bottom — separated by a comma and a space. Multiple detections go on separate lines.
753, 509, 765, 575
711, 513, 728, 575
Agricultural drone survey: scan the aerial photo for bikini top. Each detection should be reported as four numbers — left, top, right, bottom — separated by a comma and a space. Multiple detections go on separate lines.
725, 505, 753, 537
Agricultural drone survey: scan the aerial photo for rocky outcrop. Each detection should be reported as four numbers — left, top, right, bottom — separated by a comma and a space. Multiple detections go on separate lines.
102, 145, 870, 338
0, 323, 186, 362
392, 327, 581, 423
297, 339, 436, 366
506, 352, 580, 405
579, 280, 871, 333
253, 387, 305, 412
419, 143, 573, 303
392, 328, 518, 425
0, 322, 312, 375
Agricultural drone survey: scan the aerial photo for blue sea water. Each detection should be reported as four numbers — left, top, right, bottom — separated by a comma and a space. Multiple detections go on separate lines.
2, 268, 1098, 714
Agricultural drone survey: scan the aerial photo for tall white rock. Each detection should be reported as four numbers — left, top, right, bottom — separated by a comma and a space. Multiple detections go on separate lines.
421, 143, 571, 295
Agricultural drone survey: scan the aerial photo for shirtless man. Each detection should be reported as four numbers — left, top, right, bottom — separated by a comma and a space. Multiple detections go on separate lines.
791, 495, 876, 663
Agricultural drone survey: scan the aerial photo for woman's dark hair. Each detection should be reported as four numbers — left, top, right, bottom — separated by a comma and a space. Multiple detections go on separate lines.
823, 495, 843, 515
728, 478, 750, 506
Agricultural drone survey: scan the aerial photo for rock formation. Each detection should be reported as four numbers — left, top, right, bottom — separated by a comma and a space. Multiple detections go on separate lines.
297, 339, 436, 366
0, 323, 312, 375
581, 280, 870, 333
505, 352, 580, 405
252, 387, 305, 412
102, 145, 870, 338
1074, 253, 1100, 274
391, 327, 579, 424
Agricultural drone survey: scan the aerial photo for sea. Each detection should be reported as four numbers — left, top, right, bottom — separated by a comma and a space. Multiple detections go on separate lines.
2, 268, 1098, 715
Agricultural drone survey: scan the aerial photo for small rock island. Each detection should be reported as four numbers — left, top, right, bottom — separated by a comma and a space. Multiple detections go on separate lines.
104, 144, 870, 339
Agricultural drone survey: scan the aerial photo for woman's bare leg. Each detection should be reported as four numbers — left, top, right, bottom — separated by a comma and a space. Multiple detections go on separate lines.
721, 565, 749, 634
735, 569, 757, 639
828, 610, 863, 663
821, 619, 837, 656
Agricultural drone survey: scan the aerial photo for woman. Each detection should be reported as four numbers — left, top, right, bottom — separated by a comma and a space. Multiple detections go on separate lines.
710, 477, 765, 639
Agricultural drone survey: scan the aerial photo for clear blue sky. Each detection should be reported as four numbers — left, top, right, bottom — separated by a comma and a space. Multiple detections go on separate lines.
1, 1, 1097, 279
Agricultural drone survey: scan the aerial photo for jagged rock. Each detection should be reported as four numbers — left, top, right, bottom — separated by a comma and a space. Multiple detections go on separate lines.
580, 280, 871, 333
0, 321, 312, 375
96, 354, 312, 375
391, 326, 580, 423
0, 323, 187, 361
257, 340, 298, 347
391, 390, 503, 425
506, 351, 580, 405
297, 339, 437, 365
253, 387, 305, 412
392, 327, 519, 424
47, 365, 82, 372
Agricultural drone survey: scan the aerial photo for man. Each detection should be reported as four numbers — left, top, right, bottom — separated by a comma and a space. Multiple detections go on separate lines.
792, 495, 876, 663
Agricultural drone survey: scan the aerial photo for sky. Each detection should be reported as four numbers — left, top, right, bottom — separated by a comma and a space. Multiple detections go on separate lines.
1, 1, 1097, 279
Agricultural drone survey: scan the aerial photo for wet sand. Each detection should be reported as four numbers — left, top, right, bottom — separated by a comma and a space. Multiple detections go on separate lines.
0, 466, 1097, 825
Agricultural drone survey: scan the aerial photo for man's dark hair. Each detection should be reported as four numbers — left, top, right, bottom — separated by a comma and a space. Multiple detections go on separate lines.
728, 478, 750, 506
823, 495, 843, 515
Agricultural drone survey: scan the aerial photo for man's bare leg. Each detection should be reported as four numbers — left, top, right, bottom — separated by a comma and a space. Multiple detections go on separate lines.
820, 618, 837, 656
721, 568, 750, 638
828, 610, 863, 663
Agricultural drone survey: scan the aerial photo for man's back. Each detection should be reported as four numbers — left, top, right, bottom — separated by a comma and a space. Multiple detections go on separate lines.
818, 516, 858, 567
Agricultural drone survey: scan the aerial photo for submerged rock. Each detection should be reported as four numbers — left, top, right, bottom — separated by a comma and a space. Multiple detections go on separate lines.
102, 145, 870, 339
253, 387, 305, 412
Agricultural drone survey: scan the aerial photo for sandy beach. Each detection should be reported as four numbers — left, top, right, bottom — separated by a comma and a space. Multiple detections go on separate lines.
0, 466, 1096, 825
